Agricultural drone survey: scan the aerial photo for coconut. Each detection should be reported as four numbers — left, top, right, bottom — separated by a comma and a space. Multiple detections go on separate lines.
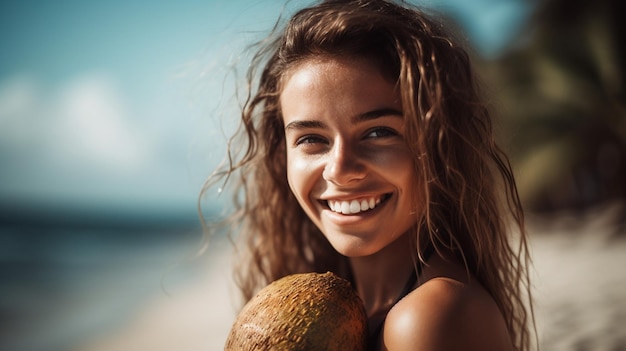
224, 272, 368, 350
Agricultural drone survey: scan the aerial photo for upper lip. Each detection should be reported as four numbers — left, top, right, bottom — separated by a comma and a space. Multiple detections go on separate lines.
319, 190, 389, 201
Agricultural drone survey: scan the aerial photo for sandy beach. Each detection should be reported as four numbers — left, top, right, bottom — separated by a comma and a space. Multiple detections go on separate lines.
528, 205, 626, 350
71, 204, 626, 351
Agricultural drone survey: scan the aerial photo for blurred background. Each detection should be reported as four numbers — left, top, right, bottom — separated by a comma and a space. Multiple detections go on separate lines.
0, 0, 624, 350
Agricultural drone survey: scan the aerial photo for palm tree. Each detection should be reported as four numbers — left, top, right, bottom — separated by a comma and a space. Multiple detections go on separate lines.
485, 0, 625, 214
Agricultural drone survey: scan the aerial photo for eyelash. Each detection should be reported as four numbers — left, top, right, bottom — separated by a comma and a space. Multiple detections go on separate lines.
293, 127, 399, 147
365, 127, 398, 139
295, 135, 327, 146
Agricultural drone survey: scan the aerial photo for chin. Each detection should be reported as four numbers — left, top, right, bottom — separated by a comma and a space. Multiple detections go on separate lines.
325, 235, 381, 258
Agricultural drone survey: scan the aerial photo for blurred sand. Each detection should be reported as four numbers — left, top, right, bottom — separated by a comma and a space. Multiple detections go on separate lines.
74, 237, 237, 351
76, 205, 626, 351
529, 204, 626, 350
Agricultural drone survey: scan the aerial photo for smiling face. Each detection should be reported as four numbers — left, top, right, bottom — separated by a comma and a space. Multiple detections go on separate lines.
280, 56, 419, 257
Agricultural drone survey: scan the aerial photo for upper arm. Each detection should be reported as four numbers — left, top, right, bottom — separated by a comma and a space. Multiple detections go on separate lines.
381, 278, 513, 351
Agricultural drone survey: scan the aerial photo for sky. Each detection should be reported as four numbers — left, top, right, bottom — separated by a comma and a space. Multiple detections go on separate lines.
0, 0, 532, 219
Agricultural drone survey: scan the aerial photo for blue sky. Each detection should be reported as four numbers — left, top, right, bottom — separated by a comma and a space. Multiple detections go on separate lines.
0, 0, 531, 218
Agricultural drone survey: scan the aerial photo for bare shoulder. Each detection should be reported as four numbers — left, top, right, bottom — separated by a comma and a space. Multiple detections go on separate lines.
381, 276, 513, 351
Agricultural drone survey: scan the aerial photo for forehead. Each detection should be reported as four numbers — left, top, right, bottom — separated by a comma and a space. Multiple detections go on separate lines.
280, 55, 394, 92
279, 58, 402, 127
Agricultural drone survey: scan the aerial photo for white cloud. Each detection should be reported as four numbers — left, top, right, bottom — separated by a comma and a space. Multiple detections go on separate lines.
0, 73, 153, 174
54, 75, 151, 173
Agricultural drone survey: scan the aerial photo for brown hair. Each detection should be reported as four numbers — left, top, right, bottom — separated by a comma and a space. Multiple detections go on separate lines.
201, 0, 534, 349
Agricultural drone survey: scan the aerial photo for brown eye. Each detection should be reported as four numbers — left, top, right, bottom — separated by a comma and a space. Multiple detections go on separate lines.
365, 127, 397, 139
295, 135, 327, 146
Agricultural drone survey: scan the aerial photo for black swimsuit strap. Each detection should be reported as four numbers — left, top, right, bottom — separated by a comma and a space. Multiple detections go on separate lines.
367, 245, 435, 349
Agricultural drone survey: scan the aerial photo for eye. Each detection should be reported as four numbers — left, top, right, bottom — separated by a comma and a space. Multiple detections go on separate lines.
365, 127, 398, 139
295, 134, 327, 146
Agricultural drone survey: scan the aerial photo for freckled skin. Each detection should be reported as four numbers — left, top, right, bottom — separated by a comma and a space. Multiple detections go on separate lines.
281, 57, 418, 258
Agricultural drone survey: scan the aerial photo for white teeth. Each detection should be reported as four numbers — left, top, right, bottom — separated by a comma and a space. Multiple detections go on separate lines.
360, 200, 368, 211
349, 200, 360, 213
341, 202, 350, 214
328, 196, 385, 215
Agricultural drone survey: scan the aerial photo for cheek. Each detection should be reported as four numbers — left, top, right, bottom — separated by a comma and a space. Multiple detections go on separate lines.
286, 153, 318, 202
398, 156, 421, 211
371, 148, 414, 177
373, 148, 419, 202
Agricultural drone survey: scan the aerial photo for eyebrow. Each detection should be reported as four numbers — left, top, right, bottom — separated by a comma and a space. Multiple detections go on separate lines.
284, 108, 403, 131
284, 120, 325, 131
355, 108, 403, 123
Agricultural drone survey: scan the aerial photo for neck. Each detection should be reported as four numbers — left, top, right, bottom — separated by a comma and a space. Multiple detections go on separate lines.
349, 233, 416, 320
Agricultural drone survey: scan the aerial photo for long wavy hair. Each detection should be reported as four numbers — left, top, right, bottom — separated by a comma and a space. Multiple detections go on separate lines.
201, 0, 534, 349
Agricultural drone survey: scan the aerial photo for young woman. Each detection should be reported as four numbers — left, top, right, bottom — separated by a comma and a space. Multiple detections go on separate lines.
202, 0, 535, 349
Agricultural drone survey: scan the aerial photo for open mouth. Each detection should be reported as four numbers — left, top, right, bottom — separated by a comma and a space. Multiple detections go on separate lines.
323, 193, 391, 215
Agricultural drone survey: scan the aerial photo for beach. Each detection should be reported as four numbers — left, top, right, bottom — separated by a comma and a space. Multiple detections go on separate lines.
5, 205, 624, 351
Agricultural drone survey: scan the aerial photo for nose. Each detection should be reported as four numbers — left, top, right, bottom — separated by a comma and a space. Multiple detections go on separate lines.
322, 140, 367, 185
